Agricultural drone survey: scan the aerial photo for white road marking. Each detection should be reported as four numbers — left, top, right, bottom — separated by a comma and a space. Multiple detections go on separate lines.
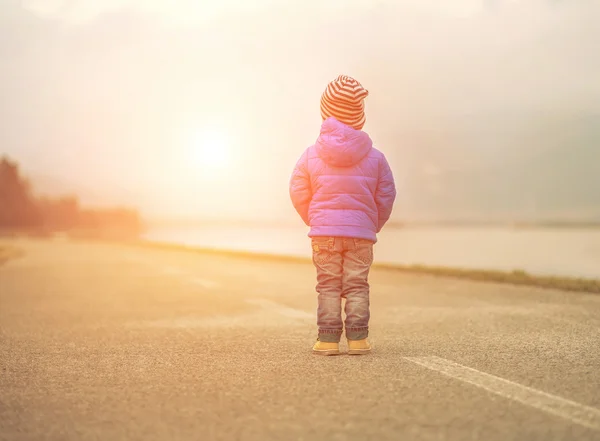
188, 277, 220, 289
161, 266, 187, 276
124, 255, 150, 264
246, 299, 313, 319
404, 356, 600, 431
125, 258, 221, 289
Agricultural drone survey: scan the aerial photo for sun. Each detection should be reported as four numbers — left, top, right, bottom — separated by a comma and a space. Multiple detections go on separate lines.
189, 130, 231, 170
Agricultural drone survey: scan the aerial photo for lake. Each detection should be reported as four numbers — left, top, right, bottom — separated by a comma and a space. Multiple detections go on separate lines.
143, 225, 600, 279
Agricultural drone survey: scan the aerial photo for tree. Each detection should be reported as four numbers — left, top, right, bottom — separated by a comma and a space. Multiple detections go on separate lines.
37, 196, 80, 231
0, 156, 41, 228
0, 156, 143, 238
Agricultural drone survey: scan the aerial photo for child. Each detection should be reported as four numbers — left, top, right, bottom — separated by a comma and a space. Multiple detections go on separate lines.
289, 75, 396, 356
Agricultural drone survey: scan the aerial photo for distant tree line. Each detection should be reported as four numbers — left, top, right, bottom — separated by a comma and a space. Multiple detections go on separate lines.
0, 156, 143, 239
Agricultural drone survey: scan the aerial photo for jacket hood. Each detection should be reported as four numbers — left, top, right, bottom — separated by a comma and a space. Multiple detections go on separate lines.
315, 117, 373, 167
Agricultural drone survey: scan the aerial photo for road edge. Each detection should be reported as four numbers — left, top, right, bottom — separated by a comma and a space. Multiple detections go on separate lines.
122, 239, 600, 295
0, 245, 24, 266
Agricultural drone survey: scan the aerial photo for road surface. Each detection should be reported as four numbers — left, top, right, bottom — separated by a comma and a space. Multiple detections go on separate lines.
1, 239, 600, 441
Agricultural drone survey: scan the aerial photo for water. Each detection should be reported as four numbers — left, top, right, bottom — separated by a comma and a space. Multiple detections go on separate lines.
143, 225, 600, 279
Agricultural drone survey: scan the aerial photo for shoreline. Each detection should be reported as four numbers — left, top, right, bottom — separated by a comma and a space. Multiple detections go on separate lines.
3, 236, 599, 294
130, 239, 600, 295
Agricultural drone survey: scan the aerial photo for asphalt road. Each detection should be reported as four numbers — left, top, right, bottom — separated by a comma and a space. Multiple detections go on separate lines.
1, 239, 600, 441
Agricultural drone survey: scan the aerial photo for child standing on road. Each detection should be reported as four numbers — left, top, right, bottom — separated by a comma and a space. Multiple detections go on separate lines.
289, 75, 396, 356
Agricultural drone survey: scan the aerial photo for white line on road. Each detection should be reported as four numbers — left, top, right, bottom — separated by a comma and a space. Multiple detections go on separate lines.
161, 266, 187, 276
158, 265, 221, 289
404, 356, 600, 431
126, 259, 221, 289
246, 299, 313, 319
124, 255, 151, 264
188, 277, 220, 289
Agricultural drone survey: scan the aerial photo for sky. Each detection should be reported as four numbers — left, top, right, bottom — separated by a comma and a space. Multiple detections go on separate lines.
1, 0, 599, 222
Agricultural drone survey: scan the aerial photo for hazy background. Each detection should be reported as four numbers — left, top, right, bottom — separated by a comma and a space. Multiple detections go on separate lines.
2, 0, 599, 224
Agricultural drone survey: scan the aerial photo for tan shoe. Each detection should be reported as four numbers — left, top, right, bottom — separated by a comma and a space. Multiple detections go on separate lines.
347, 338, 371, 355
312, 340, 340, 356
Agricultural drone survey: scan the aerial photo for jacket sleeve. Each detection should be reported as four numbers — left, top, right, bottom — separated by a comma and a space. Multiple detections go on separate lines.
289, 149, 312, 226
375, 154, 396, 232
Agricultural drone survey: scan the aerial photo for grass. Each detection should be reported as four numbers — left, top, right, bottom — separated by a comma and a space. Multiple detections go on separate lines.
3, 235, 597, 294
376, 264, 600, 295
128, 239, 600, 295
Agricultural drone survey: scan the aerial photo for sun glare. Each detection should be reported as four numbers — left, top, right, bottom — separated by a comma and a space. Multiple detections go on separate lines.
190, 130, 231, 170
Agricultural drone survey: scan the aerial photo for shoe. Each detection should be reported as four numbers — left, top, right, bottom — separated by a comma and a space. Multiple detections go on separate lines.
312, 340, 340, 356
347, 338, 371, 355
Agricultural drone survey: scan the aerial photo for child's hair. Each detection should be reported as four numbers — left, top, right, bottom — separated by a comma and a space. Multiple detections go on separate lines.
320, 75, 369, 130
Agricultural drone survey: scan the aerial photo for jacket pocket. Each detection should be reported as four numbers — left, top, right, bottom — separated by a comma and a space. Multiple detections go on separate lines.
352, 239, 374, 265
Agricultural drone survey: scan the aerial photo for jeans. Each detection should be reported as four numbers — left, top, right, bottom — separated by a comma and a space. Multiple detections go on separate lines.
311, 236, 374, 342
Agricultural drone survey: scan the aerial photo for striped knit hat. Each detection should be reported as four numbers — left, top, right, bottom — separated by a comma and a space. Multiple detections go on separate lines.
320, 75, 369, 130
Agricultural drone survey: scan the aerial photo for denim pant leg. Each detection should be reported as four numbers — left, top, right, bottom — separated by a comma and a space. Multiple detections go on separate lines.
311, 238, 343, 343
342, 238, 373, 340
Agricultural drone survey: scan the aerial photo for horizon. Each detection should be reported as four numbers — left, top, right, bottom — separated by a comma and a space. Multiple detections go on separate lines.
2, 0, 600, 222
